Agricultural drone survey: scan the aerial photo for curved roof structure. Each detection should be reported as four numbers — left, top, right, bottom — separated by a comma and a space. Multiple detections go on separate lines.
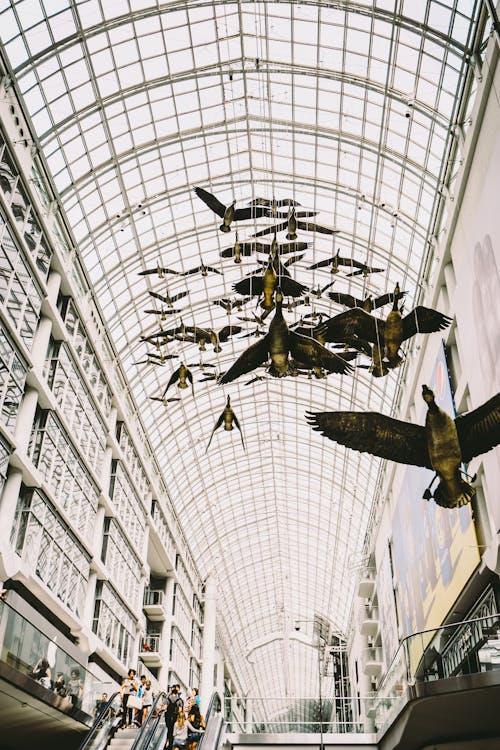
0, 0, 490, 699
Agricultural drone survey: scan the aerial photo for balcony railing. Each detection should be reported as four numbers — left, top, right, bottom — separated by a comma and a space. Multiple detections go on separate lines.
370, 611, 500, 733
140, 635, 161, 653
360, 604, 380, 637
223, 695, 380, 734
357, 568, 376, 599
361, 646, 384, 676
143, 588, 165, 607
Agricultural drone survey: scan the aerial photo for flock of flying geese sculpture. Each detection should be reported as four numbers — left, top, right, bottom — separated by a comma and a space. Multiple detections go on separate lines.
139, 187, 500, 508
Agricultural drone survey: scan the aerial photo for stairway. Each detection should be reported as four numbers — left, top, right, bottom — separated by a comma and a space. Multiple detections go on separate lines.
108, 725, 140, 749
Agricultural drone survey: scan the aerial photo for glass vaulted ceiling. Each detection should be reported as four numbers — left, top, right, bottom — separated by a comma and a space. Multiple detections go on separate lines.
0, 0, 486, 698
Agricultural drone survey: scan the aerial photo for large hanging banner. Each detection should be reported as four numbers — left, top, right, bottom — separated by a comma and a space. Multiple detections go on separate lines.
390, 344, 480, 646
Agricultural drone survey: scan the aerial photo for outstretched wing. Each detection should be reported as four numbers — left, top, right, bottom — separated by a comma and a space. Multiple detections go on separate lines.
162, 367, 180, 397
171, 291, 188, 303
328, 292, 362, 308
206, 410, 225, 453
296, 220, 339, 235
138, 267, 179, 276
233, 205, 270, 221
305, 411, 431, 467
401, 306, 452, 341
373, 290, 406, 309
317, 308, 384, 344
232, 413, 246, 451
144, 308, 179, 316
194, 186, 226, 218
280, 276, 308, 298
252, 220, 289, 238
455, 392, 500, 463
309, 257, 336, 270
233, 276, 264, 296
221, 243, 256, 258
273, 241, 309, 255
345, 265, 385, 277
282, 254, 304, 267
149, 291, 169, 304
289, 333, 354, 375
218, 325, 243, 342
218, 336, 269, 385
249, 197, 301, 207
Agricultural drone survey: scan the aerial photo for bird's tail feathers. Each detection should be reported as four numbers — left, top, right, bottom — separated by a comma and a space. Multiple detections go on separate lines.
268, 362, 297, 378
432, 478, 476, 509
387, 353, 403, 368
219, 223, 231, 233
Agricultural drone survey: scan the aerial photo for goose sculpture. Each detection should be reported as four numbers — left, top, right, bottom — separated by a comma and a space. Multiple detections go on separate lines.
317, 298, 451, 369
309, 249, 384, 277
252, 207, 340, 240
306, 386, 500, 509
162, 363, 194, 396
219, 290, 353, 384
233, 254, 307, 310
206, 396, 245, 452
194, 187, 271, 232
328, 284, 406, 311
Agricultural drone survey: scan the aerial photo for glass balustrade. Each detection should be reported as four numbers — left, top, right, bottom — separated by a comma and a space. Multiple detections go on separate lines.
370, 611, 500, 733
0, 599, 110, 720
223, 613, 500, 737
223, 696, 378, 734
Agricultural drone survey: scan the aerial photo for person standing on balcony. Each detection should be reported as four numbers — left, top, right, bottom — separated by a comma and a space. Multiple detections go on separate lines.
120, 668, 139, 728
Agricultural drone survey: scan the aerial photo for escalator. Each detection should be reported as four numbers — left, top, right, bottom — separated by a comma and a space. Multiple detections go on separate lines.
77, 691, 224, 750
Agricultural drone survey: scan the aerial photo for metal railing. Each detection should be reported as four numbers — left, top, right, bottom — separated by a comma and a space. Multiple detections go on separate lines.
143, 589, 165, 607
368, 611, 500, 733
78, 692, 122, 750
131, 690, 223, 750
224, 613, 500, 737
224, 696, 377, 734
141, 635, 161, 653
131, 690, 169, 750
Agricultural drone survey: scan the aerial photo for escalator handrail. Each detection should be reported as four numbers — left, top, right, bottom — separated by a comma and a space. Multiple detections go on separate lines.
198, 691, 223, 750
78, 691, 121, 750
131, 689, 223, 750
131, 690, 168, 750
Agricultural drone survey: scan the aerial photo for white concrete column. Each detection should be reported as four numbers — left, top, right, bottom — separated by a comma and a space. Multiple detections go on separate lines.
82, 570, 98, 632
107, 405, 118, 437
157, 576, 175, 686
200, 575, 217, 713
99, 446, 113, 496
13, 385, 38, 455
45, 269, 62, 305
0, 466, 23, 580
30, 315, 53, 367
92, 505, 106, 559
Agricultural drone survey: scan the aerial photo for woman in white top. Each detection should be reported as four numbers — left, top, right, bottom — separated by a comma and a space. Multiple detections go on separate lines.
141, 680, 153, 724
172, 707, 188, 748
120, 668, 139, 728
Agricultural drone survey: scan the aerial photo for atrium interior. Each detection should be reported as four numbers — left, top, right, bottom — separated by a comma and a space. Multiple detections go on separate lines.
0, 2, 499, 749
